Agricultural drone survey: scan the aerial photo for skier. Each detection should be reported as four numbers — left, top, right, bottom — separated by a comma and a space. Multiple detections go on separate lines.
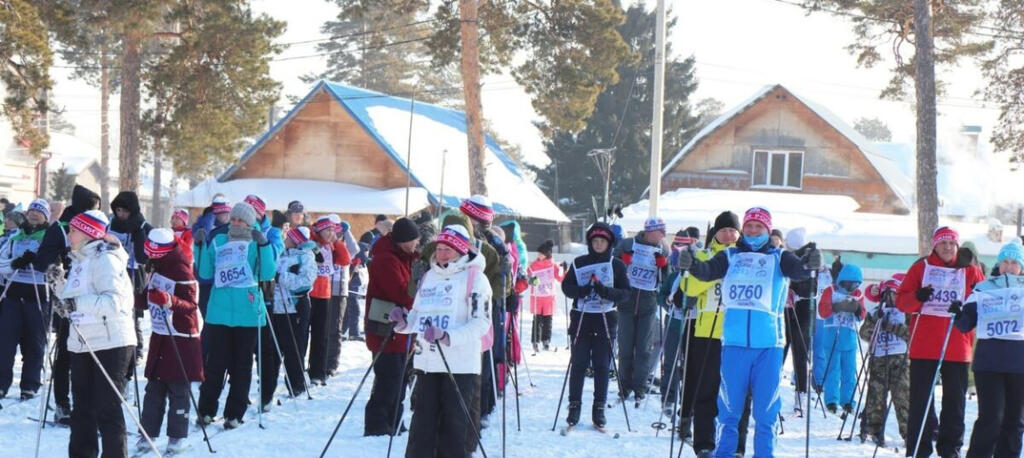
261, 226, 317, 408
656, 229, 691, 416
344, 241, 370, 341
109, 190, 154, 361
953, 239, 1024, 458
613, 216, 670, 403
389, 224, 492, 457
135, 228, 204, 454
325, 214, 352, 377
527, 239, 564, 352
562, 222, 631, 430
191, 195, 231, 319
817, 263, 866, 414
784, 227, 815, 411
676, 207, 821, 457
859, 273, 910, 447
169, 208, 194, 264
307, 216, 350, 385
55, 209, 137, 457
33, 184, 102, 425
0, 198, 51, 401
195, 202, 276, 429
897, 226, 984, 458
284, 201, 306, 229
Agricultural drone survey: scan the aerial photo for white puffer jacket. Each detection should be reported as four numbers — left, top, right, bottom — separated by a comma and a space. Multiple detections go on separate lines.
398, 251, 492, 375
272, 243, 317, 314
60, 237, 138, 353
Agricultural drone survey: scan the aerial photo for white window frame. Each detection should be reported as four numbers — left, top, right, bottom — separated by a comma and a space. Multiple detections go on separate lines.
750, 149, 803, 190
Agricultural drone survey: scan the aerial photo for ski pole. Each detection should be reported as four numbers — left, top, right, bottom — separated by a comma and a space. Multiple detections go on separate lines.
159, 312, 215, 453
431, 320, 489, 458
837, 316, 882, 440
385, 335, 416, 458
508, 307, 522, 432
653, 308, 687, 436
669, 314, 692, 458
280, 287, 314, 400
805, 268, 817, 458
600, 309, 631, 432
911, 316, 956, 458
263, 302, 299, 403
843, 316, 883, 441
550, 305, 586, 431
564, 295, 571, 350
29, 271, 54, 458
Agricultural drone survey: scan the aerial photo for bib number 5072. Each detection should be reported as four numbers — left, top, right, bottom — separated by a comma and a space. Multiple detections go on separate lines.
987, 320, 1021, 337
728, 284, 763, 301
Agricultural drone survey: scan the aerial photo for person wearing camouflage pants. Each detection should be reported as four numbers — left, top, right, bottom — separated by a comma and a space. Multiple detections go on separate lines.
859, 297, 910, 446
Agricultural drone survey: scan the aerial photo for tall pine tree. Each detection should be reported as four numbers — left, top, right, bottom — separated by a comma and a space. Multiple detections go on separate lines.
532, 2, 700, 217
0, 0, 53, 157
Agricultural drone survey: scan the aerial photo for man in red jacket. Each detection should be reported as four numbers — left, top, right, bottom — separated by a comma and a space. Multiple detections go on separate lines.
897, 226, 985, 458
363, 217, 421, 436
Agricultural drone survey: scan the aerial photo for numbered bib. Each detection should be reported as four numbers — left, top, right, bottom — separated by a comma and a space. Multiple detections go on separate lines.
574, 261, 614, 313
533, 267, 556, 297
627, 243, 660, 291
62, 261, 90, 298
316, 245, 335, 277
816, 270, 833, 299
214, 241, 256, 288
974, 287, 1024, 341
873, 307, 908, 356
921, 263, 966, 317
721, 252, 775, 313
10, 238, 43, 284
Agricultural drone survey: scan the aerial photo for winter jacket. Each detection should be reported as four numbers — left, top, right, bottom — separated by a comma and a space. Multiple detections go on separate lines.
365, 233, 419, 354
198, 232, 276, 327
818, 286, 866, 352
688, 240, 811, 349
614, 233, 670, 316
0, 223, 49, 299
397, 251, 492, 374
258, 217, 285, 259
59, 236, 138, 353
684, 238, 735, 339
32, 185, 100, 273
272, 242, 318, 314
193, 218, 228, 285
173, 226, 194, 264
955, 273, 1024, 373
896, 252, 984, 362
109, 191, 153, 272
140, 245, 203, 382
562, 246, 631, 312
527, 257, 564, 316
310, 234, 350, 299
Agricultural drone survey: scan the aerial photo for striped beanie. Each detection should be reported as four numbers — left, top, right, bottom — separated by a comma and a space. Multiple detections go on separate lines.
244, 194, 267, 218
70, 210, 109, 240
644, 216, 666, 234
287, 226, 311, 246
459, 195, 494, 223
144, 228, 176, 259
313, 216, 334, 234
28, 198, 51, 222
211, 197, 231, 215
435, 224, 471, 255
743, 207, 772, 232
932, 226, 959, 246
327, 214, 343, 233
171, 208, 189, 227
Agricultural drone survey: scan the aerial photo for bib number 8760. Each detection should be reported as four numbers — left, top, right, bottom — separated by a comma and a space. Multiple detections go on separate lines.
728, 285, 763, 301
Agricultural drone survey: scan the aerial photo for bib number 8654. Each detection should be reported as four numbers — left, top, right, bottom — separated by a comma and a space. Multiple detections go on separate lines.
219, 266, 246, 284
728, 285, 763, 301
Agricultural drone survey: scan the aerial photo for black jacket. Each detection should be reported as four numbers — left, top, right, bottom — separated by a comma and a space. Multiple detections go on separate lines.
33, 185, 99, 272
562, 249, 631, 308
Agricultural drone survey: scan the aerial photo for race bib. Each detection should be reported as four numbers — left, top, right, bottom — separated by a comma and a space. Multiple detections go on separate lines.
412, 269, 471, 332
825, 311, 858, 329
533, 267, 556, 297
11, 238, 43, 284
214, 241, 256, 288
627, 243, 660, 291
721, 252, 775, 313
316, 245, 334, 277
574, 261, 614, 313
974, 287, 1024, 340
148, 273, 176, 335
921, 263, 966, 317
873, 306, 908, 356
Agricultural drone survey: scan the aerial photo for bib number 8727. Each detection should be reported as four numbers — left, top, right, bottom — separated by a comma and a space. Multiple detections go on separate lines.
728, 285, 763, 301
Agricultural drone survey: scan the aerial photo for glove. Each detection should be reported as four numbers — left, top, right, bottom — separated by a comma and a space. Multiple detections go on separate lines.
593, 282, 610, 299
423, 325, 450, 346
10, 250, 35, 270
148, 289, 171, 308
54, 298, 76, 318
387, 306, 407, 328
514, 277, 529, 294
559, 261, 568, 272
315, 251, 325, 263
288, 263, 300, 274
251, 229, 268, 246
915, 286, 934, 303
833, 299, 859, 313
676, 248, 693, 272
194, 227, 207, 244
529, 276, 540, 286
621, 252, 633, 265
804, 249, 823, 271
351, 257, 363, 267
577, 284, 593, 298
655, 253, 668, 268
670, 289, 684, 308
45, 264, 66, 296
947, 300, 963, 316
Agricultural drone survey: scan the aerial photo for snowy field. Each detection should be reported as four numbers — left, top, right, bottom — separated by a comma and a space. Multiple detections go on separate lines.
1, 288, 977, 457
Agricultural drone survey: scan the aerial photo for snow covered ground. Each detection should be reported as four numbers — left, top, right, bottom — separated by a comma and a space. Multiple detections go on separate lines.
1, 289, 976, 457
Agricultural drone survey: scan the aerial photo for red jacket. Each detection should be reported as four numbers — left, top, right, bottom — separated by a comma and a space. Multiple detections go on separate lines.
896, 252, 985, 362
173, 226, 194, 264
364, 233, 418, 354
139, 245, 204, 382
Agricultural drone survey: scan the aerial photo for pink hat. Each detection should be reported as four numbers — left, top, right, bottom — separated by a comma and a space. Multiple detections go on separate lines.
286, 226, 311, 246
211, 197, 231, 215
171, 208, 189, 227
435, 225, 471, 255
244, 195, 266, 218
313, 216, 334, 234
743, 207, 772, 233
459, 195, 494, 223
932, 226, 959, 246
70, 210, 109, 240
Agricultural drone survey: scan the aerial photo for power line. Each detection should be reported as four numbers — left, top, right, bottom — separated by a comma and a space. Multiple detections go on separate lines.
275, 18, 439, 47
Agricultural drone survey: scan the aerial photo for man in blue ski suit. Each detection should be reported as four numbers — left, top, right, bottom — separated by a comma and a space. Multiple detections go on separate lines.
677, 207, 821, 457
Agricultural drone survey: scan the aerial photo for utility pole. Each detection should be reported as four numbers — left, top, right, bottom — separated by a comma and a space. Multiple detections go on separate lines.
648, 0, 666, 216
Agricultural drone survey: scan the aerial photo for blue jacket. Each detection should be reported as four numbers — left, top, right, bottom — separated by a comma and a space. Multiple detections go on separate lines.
688, 240, 810, 348
817, 264, 866, 353
199, 232, 277, 327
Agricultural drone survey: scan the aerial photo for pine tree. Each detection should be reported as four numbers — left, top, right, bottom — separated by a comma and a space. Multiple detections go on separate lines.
853, 117, 893, 142
982, 0, 1024, 164
48, 166, 76, 202
532, 2, 700, 217
0, 0, 54, 157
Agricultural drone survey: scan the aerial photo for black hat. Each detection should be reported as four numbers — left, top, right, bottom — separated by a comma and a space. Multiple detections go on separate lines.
287, 200, 304, 214
771, 229, 784, 239
711, 211, 740, 235
537, 239, 554, 257
270, 209, 287, 229
375, 214, 389, 223
392, 217, 419, 243
111, 190, 141, 215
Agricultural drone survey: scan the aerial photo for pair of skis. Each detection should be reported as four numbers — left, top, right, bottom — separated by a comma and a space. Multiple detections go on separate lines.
560, 423, 620, 439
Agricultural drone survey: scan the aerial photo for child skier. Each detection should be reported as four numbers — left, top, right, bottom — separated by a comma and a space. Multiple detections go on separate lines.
859, 273, 910, 447
136, 228, 204, 454
527, 239, 564, 352
817, 264, 866, 414
170, 208, 194, 264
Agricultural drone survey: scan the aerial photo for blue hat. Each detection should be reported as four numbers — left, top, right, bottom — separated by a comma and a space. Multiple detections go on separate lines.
997, 240, 1024, 267
836, 264, 863, 294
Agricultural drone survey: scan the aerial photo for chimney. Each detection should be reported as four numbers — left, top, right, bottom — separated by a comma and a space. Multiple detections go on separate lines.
960, 125, 982, 158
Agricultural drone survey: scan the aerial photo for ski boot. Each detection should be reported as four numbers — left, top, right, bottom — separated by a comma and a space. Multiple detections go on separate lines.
842, 403, 853, 415
793, 391, 805, 414
223, 417, 244, 430
532, 342, 539, 353
197, 414, 215, 426
567, 401, 581, 426
592, 402, 607, 429
134, 437, 149, 453
543, 341, 550, 351
826, 403, 838, 414
696, 450, 713, 458
677, 416, 692, 442
20, 390, 36, 401
54, 404, 72, 426
167, 437, 189, 454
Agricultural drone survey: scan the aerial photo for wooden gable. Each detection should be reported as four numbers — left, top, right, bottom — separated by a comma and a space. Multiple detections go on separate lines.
229, 89, 409, 189
662, 86, 908, 214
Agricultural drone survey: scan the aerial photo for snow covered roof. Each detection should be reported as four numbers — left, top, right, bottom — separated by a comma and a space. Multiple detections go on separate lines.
621, 188, 1011, 257
221, 81, 569, 223
175, 178, 431, 216
657, 84, 913, 208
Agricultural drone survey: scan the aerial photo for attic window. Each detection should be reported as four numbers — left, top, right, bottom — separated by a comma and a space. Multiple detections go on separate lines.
751, 150, 803, 189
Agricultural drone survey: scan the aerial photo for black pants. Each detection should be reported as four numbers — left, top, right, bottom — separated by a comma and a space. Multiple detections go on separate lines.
140, 379, 191, 439
364, 352, 409, 436
197, 324, 257, 421
343, 293, 362, 338
785, 303, 812, 393
260, 300, 310, 404
68, 346, 133, 458
906, 359, 968, 457
405, 372, 480, 458
568, 310, 617, 404
967, 371, 1024, 458
681, 336, 722, 451
308, 297, 331, 380
531, 315, 553, 344
0, 291, 47, 396
479, 350, 495, 418
326, 295, 347, 375
198, 283, 212, 359
54, 316, 72, 409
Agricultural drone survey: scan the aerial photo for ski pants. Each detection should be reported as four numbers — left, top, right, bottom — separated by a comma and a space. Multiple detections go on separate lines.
906, 359, 968, 458
823, 346, 858, 406
860, 353, 909, 439
967, 371, 1024, 458
405, 372, 480, 458
260, 299, 310, 404
54, 316, 71, 409
197, 324, 257, 422
714, 345, 783, 458
531, 314, 553, 345
308, 297, 332, 380
364, 352, 409, 436
569, 310, 617, 405
617, 292, 657, 395
69, 345, 133, 458
679, 334, 724, 452
0, 287, 48, 396
342, 293, 363, 338
661, 316, 688, 405
812, 318, 826, 389
479, 350, 495, 419
140, 379, 190, 440
785, 303, 812, 393
326, 295, 347, 375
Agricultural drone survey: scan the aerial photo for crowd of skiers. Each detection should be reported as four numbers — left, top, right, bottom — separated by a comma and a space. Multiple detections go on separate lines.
3, 183, 1024, 458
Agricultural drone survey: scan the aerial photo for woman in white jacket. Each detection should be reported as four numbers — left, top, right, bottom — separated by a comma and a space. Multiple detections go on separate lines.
56, 209, 137, 458
390, 224, 492, 458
